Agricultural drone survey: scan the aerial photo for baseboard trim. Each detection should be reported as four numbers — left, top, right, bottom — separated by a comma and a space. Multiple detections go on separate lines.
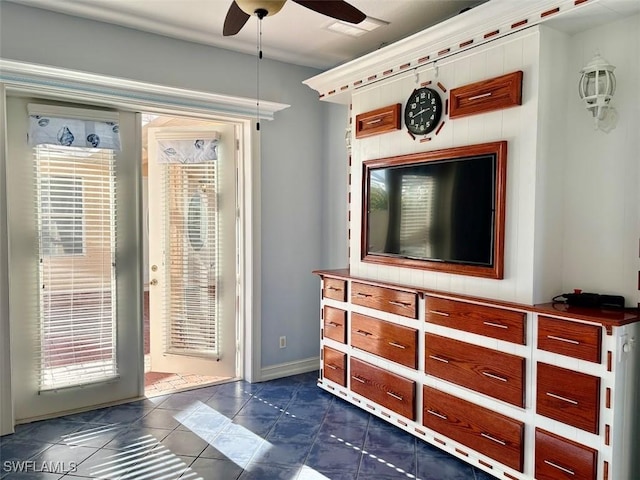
259, 356, 319, 382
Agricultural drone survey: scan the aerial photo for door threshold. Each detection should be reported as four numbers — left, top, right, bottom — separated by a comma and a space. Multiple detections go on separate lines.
144, 371, 236, 398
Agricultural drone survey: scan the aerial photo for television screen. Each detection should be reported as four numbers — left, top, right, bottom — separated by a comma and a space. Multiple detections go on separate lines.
366, 154, 496, 266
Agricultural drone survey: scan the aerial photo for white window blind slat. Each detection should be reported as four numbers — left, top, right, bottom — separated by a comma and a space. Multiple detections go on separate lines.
35, 144, 118, 391
161, 162, 219, 357
400, 174, 435, 258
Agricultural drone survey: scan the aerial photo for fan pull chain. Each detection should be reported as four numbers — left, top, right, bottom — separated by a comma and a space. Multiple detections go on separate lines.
256, 17, 262, 131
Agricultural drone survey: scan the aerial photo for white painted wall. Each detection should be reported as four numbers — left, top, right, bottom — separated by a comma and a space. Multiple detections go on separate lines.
532, 25, 570, 304
350, 29, 543, 305
561, 13, 640, 307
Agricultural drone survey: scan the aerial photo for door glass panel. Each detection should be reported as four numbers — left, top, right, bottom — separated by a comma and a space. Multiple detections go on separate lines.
35, 145, 117, 391
163, 163, 218, 356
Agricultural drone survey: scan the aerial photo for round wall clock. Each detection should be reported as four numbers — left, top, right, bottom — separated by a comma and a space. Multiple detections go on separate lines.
404, 87, 443, 135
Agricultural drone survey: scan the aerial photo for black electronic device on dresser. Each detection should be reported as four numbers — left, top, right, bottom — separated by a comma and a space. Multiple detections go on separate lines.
554, 290, 626, 309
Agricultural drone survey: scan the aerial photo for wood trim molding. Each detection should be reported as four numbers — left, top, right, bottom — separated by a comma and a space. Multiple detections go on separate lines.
303, 0, 599, 104
361, 141, 507, 280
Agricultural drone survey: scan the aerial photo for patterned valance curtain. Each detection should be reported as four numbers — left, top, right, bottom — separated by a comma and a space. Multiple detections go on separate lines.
28, 104, 121, 151
157, 135, 220, 164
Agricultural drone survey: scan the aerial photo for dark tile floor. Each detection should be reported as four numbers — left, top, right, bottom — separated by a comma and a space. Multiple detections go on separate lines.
0, 372, 492, 479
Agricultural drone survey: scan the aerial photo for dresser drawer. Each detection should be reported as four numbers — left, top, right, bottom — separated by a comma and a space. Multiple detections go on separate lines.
324, 306, 347, 344
537, 316, 602, 363
350, 357, 416, 419
351, 313, 418, 369
352, 282, 417, 318
323, 277, 347, 302
425, 333, 525, 407
535, 428, 597, 480
536, 362, 600, 434
423, 386, 524, 472
449, 70, 523, 119
425, 296, 525, 344
323, 346, 347, 387
355, 103, 401, 139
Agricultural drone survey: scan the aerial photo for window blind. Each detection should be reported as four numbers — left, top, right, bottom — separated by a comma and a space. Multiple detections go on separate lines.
35, 144, 118, 391
400, 174, 435, 258
161, 162, 219, 357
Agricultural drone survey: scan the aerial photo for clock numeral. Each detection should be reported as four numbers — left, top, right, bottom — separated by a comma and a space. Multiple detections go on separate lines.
411, 103, 416, 109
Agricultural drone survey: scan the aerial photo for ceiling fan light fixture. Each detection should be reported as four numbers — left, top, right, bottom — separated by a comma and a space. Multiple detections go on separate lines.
236, 0, 286, 17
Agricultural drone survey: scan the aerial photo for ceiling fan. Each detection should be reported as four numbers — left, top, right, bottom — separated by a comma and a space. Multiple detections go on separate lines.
223, 0, 367, 36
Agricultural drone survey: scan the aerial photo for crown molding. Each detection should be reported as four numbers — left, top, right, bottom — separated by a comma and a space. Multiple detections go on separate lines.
303, 0, 606, 104
0, 59, 289, 119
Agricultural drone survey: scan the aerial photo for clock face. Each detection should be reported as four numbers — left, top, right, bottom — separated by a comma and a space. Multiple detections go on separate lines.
404, 87, 443, 135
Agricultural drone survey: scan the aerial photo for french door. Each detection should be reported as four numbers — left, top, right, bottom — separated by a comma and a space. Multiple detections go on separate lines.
147, 125, 238, 378
6, 96, 142, 421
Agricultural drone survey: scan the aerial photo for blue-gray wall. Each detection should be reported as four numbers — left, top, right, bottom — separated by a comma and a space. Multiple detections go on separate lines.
0, 2, 348, 372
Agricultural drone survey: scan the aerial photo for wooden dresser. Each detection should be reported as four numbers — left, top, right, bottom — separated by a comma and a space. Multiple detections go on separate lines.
315, 269, 640, 480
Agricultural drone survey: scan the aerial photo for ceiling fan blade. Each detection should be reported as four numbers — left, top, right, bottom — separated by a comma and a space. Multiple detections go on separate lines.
292, 0, 366, 24
223, 1, 251, 36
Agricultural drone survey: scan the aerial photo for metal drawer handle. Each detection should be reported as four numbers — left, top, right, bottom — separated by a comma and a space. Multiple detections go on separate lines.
544, 460, 575, 476
327, 286, 342, 291
355, 292, 372, 298
480, 432, 506, 446
429, 310, 450, 317
546, 392, 578, 405
325, 364, 337, 370
482, 371, 508, 382
389, 300, 411, 307
427, 409, 448, 420
388, 341, 406, 349
483, 321, 508, 329
386, 391, 403, 401
354, 329, 372, 337
327, 321, 341, 327
351, 375, 366, 384
468, 92, 492, 101
366, 118, 383, 125
429, 354, 449, 364
547, 335, 580, 345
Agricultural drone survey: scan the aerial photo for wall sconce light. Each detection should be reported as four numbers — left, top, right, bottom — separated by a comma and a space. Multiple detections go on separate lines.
578, 52, 617, 132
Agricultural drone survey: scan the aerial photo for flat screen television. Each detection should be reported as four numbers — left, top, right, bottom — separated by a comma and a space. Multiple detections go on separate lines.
362, 141, 507, 279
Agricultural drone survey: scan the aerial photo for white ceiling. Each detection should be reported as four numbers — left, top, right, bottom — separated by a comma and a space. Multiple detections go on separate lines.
3, 0, 489, 70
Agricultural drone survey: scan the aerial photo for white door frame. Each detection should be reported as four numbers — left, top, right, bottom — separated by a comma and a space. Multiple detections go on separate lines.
0, 84, 14, 436
148, 125, 238, 378
0, 60, 288, 433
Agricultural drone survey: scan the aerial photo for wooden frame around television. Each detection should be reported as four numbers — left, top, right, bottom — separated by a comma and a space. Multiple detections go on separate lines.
361, 141, 507, 280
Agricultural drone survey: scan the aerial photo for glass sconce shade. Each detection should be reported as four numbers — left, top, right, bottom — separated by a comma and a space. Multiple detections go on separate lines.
578, 53, 616, 119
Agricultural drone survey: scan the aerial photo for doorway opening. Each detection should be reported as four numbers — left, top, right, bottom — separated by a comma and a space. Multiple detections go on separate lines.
141, 113, 239, 397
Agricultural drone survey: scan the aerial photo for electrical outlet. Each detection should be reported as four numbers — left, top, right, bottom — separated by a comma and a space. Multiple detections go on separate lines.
279, 336, 286, 349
